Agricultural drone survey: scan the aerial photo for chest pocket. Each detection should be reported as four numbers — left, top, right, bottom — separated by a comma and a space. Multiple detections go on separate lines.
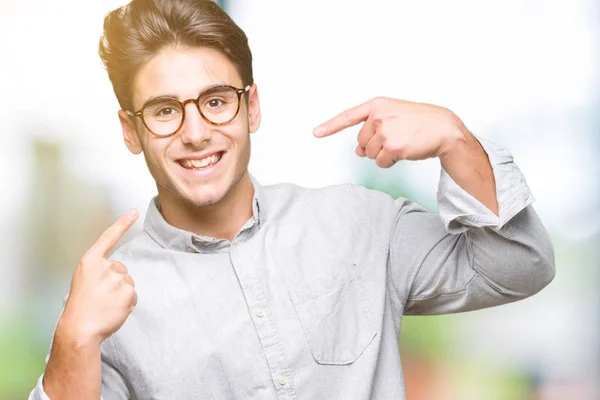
287, 263, 377, 365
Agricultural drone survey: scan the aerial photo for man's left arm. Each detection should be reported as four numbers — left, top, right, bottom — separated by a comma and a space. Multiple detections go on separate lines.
314, 97, 556, 314
405, 135, 555, 314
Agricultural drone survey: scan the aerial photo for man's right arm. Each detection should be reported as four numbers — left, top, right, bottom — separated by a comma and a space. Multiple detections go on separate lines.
29, 313, 131, 400
29, 320, 131, 400
29, 209, 139, 400
41, 320, 103, 399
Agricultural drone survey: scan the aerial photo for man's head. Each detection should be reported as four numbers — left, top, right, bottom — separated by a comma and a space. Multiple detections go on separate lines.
99, 0, 260, 208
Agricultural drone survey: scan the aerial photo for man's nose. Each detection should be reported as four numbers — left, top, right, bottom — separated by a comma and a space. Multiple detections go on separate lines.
179, 100, 211, 145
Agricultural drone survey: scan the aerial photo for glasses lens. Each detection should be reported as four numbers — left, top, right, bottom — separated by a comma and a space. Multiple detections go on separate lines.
143, 99, 183, 136
198, 86, 240, 124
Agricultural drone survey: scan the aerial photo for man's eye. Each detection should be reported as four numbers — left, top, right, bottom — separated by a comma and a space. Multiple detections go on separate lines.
209, 99, 223, 108
158, 107, 176, 116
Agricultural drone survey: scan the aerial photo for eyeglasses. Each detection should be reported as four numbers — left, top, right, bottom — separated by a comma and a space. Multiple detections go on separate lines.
125, 84, 250, 138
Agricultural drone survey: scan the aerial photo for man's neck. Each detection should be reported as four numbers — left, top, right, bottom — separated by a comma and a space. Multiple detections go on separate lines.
157, 172, 255, 242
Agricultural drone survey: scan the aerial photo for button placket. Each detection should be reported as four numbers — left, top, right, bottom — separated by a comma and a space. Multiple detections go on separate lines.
230, 241, 297, 400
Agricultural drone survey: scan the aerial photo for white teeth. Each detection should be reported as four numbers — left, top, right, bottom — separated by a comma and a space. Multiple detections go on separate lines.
181, 153, 221, 169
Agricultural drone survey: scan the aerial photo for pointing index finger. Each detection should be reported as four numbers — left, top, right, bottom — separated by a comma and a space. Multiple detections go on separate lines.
86, 209, 139, 259
313, 100, 372, 138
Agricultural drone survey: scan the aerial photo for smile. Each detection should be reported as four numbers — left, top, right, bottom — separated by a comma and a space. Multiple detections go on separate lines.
178, 152, 224, 170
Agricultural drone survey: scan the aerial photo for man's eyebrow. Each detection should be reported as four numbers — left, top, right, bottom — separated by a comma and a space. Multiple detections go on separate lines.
140, 84, 231, 106
143, 94, 179, 105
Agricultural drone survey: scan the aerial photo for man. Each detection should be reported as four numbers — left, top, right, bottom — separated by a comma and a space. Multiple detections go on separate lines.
29, 0, 555, 399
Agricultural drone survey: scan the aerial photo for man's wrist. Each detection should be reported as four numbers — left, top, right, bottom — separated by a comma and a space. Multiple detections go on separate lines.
436, 110, 473, 158
55, 316, 103, 350
438, 123, 482, 166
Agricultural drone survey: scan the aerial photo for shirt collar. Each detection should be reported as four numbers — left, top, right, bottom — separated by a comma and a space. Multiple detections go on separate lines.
250, 173, 268, 227
143, 174, 267, 252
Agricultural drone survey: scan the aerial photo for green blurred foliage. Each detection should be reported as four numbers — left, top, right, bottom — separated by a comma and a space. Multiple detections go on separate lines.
400, 315, 458, 360
0, 318, 47, 400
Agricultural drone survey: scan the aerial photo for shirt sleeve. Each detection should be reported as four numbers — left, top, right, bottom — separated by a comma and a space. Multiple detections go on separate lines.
28, 296, 131, 400
351, 136, 556, 315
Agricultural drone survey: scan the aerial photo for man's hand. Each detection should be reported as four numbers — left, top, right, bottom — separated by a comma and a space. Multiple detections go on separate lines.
43, 209, 139, 399
313, 97, 471, 168
314, 96, 498, 215
58, 209, 139, 346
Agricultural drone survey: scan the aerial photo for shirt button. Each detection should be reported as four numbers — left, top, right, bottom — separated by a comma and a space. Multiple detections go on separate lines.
255, 309, 265, 317
278, 376, 287, 386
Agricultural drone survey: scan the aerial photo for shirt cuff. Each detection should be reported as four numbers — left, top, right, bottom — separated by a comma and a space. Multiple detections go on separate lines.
28, 374, 51, 400
437, 135, 535, 234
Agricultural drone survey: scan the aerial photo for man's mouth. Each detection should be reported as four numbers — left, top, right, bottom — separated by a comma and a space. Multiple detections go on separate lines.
178, 152, 224, 170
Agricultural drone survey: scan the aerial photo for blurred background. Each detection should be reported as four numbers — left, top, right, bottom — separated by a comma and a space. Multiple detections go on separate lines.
1, 0, 598, 399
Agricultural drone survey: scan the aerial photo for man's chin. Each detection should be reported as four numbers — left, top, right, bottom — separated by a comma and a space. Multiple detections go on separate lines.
183, 183, 230, 207
177, 188, 222, 207
163, 168, 243, 208
186, 196, 223, 208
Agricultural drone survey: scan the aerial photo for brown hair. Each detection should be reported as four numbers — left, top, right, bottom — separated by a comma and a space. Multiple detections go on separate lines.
98, 0, 253, 111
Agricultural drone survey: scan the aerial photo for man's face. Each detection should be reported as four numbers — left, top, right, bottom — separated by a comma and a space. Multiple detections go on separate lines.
119, 46, 260, 207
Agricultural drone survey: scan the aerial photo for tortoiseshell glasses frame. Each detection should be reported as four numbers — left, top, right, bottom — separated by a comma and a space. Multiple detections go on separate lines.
125, 84, 251, 138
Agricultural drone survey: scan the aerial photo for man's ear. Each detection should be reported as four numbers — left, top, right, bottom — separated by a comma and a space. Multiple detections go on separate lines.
247, 84, 261, 134
118, 110, 143, 154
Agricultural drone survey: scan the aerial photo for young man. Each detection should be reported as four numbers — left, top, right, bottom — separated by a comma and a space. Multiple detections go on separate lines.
30, 0, 555, 399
